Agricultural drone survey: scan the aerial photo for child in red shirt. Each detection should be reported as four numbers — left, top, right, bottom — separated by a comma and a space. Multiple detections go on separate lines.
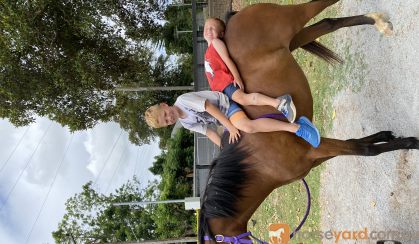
204, 17, 296, 122
192, 18, 321, 147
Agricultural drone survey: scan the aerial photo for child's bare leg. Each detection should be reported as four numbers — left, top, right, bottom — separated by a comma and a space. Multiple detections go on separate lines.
232, 117, 299, 134
231, 89, 297, 122
231, 114, 321, 147
231, 89, 280, 108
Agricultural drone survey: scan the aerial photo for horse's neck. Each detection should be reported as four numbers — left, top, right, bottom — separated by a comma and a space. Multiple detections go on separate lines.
206, 135, 312, 238
208, 183, 275, 237
236, 182, 277, 223
243, 134, 313, 185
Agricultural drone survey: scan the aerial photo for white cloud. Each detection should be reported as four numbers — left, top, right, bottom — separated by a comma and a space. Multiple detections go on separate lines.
26, 121, 70, 186
0, 226, 18, 244
84, 122, 126, 179
0, 118, 161, 243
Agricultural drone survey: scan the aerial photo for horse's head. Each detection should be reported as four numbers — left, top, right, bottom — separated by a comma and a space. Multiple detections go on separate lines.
198, 133, 254, 243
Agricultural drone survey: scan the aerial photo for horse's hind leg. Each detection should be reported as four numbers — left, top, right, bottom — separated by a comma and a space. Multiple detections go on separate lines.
290, 15, 374, 51
288, 0, 340, 36
290, 14, 393, 51
311, 131, 396, 167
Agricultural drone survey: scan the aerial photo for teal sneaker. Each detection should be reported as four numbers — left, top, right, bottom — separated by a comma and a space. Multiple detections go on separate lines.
295, 116, 321, 148
277, 94, 296, 123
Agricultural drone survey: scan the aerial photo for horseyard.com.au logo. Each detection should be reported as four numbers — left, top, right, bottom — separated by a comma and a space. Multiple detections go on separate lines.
267, 223, 409, 244
268, 223, 290, 244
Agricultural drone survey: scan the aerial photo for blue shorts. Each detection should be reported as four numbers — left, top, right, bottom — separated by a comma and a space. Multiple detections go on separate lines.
226, 100, 242, 118
222, 83, 239, 100
223, 84, 242, 118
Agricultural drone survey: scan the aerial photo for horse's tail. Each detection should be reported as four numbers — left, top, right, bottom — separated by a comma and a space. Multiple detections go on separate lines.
301, 41, 343, 64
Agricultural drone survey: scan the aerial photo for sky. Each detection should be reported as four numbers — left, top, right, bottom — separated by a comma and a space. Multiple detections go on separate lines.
0, 3, 177, 243
0, 117, 161, 244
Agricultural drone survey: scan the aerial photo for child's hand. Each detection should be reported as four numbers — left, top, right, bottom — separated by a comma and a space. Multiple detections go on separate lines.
227, 126, 241, 144
233, 79, 245, 90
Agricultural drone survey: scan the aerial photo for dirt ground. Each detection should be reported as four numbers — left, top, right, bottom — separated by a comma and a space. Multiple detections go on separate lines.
320, 1, 419, 243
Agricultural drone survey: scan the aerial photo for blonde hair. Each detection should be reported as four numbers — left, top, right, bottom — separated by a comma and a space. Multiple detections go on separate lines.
206, 17, 226, 33
145, 104, 163, 128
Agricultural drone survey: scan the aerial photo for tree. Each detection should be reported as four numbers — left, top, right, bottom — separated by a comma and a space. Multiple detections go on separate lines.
54, 129, 196, 243
1, 1, 196, 147
158, 5, 194, 55
0, 1, 167, 131
114, 55, 193, 147
149, 128, 195, 237
52, 178, 157, 243
149, 153, 166, 176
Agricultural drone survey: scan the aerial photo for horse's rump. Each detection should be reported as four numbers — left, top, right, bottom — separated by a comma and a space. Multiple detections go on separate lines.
225, 6, 314, 119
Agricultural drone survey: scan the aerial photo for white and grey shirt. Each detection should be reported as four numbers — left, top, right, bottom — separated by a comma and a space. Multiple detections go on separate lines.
174, 91, 230, 135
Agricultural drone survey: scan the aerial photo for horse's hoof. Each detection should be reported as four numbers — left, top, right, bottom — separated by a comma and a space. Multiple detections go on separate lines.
376, 131, 396, 142
366, 13, 394, 36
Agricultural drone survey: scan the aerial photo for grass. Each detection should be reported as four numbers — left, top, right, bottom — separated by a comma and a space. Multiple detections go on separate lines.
235, 0, 366, 243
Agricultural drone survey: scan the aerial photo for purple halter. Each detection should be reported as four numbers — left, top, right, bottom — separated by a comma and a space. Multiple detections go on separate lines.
204, 231, 267, 244
206, 114, 311, 243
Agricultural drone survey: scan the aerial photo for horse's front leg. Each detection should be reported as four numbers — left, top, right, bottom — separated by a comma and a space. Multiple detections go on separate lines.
309, 131, 397, 167
290, 14, 393, 51
347, 131, 396, 144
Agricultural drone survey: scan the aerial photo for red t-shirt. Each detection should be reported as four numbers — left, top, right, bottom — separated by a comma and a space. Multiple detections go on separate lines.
204, 43, 234, 92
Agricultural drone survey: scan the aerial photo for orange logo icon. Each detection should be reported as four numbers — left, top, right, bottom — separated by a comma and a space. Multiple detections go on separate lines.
268, 223, 290, 244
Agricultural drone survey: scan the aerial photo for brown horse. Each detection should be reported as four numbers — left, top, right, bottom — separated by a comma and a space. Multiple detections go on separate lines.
198, 1, 418, 243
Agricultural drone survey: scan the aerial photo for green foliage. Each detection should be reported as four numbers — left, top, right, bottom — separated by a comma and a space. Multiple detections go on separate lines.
149, 153, 166, 175
52, 177, 157, 243
0, 0, 195, 146
149, 128, 196, 237
0, 1, 166, 130
54, 128, 196, 242
114, 54, 193, 146
159, 5, 193, 54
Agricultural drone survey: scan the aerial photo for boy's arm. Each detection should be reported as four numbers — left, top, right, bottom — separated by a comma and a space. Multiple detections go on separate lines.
206, 129, 221, 147
211, 38, 244, 89
204, 100, 240, 144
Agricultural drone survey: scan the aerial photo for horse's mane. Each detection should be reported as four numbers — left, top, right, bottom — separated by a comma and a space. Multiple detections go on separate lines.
198, 132, 253, 243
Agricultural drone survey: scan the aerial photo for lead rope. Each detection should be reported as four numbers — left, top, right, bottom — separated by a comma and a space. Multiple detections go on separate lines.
255, 114, 312, 238
290, 178, 311, 239
249, 232, 268, 244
